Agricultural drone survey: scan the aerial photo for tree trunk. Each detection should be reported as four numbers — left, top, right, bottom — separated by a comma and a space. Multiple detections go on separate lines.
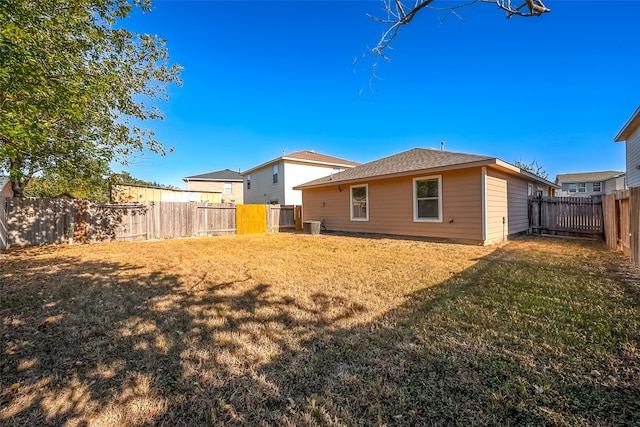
9, 158, 27, 197
11, 180, 24, 197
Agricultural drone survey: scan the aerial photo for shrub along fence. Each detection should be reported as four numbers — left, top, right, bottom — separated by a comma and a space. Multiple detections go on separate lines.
602, 188, 640, 266
0, 198, 298, 250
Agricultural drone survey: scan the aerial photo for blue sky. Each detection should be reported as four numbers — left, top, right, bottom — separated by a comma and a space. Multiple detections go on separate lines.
119, 0, 639, 188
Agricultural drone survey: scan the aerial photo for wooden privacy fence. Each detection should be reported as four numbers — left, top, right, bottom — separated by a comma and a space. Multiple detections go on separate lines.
602, 188, 640, 266
528, 195, 604, 239
267, 204, 297, 233
0, 198, 77, 248
0, 198, 298, 249
236, 204, 267, 235
236, 204, 299, 235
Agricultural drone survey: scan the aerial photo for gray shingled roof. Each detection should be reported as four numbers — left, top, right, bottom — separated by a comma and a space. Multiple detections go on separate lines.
296, 148, 494, 188
183, 169, 243, 181
556, 171, 624, 183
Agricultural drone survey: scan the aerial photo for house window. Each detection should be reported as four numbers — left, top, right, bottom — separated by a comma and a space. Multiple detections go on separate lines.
350, 184, 368, 221
568, 183, 577, 193
413, 176, 442, 222
593, 181, 602, 192
273, 165, 279, 184
224, 182, 232, 194
528, 183, 534, 196
246, 174, 251, 190
578, 183, 586, 193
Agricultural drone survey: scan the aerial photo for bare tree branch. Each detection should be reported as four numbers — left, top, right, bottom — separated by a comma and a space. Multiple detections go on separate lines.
357, 0, 551, 89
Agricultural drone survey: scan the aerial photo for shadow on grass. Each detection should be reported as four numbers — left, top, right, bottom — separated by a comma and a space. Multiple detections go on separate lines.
1, 238, 639, 426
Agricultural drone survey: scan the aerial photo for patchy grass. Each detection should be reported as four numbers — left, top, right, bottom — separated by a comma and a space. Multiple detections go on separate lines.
1, 234, 639, 426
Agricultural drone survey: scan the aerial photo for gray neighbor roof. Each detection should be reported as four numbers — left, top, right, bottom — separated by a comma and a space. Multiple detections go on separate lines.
183, 168, 243, 182
295, 148, 498, 189
556, 171, 624, 183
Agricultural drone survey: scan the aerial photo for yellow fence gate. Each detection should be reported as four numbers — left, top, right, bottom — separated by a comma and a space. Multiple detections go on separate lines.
235, 204, 267, 235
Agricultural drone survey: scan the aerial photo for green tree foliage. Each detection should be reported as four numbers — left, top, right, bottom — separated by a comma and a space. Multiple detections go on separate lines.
113, 170, 178, 190
24, 169, 177, 201
24, 159, 112, 201
0, 0, 182, 196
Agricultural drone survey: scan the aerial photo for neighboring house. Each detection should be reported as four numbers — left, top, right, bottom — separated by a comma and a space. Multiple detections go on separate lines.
614, 106, 640, 188
555, 171, 626, 197
243, 150, 359, 205
0, 177, 13, 197
182, 169, 243, 204
111, 184, 221, 203
294, 147, 558, 246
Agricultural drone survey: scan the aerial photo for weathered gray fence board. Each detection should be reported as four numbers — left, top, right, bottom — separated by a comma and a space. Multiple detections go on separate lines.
630, 187, 640, 265
603, 188, 640, 267
1, 198, 76, 248
529, 196, 603, 238
84, 203, 148, 242
197, 204, 235, 235
267, 205, 295, 232
0, 199, 291, 249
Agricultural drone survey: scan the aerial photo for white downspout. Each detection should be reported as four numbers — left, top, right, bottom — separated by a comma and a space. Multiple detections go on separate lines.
481, 167, 487, 244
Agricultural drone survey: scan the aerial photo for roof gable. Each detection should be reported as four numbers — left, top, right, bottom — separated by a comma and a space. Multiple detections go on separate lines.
284, 150, 360, 167
296, 148, 494, 188
243, 150, 359, 174
183, 169, 243, 182
615, 106, 640, 142
295, 147, 558, 189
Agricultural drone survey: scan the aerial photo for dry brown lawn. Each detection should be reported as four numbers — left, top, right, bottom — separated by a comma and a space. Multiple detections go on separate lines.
1, 233, 639, 426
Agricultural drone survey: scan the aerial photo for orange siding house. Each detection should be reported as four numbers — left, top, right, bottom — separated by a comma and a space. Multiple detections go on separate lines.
294, 148, 557, 246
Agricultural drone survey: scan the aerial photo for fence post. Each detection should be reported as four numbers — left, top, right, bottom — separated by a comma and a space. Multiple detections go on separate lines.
631, 187, 640, 265
295, 205, 302, 231
0, 197, 7, 250
190, 201, 198, 236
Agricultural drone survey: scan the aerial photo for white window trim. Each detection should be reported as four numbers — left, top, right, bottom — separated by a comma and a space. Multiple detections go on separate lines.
413, 175, 442, 223
350, 184, 369, 221
527, 183, 534, 196
568, 183, 577, 193
593, 181, 602, 192
577, 182, 587, 193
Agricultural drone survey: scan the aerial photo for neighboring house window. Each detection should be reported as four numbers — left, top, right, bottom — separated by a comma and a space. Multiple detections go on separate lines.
568, 183, 577, 193
247, 174, 251, 190
593, 181, 602, 192
350, 184, 368, 221
413, 176, 442, 222
273, 165, 279, 184
578, 183, 586, 193
224, 182, 232, 194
